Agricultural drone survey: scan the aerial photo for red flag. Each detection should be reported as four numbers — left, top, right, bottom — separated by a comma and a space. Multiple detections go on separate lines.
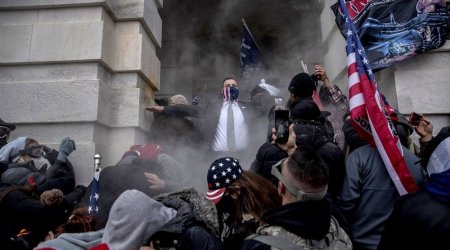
338, 0, 419, 195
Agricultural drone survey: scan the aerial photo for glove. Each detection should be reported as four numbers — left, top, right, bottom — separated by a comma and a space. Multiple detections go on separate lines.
125, 144, 164, 161
57, 137, 76, 162
75, 184, 87, 194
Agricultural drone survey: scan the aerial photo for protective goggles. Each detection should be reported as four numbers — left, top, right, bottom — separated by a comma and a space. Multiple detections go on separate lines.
0, 126, 11, 140
26, 144, 44, 158
271, 159, 327, 202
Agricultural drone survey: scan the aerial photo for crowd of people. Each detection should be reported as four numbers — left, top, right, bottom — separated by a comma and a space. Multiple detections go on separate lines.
0, 65, 449, 250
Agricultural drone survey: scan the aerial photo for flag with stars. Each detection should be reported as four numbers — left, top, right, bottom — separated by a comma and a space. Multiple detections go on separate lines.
240, 19, 269, 97
206, 157, 243, 204
332, 0, 449, 71
88, 167, 101, 215
338, 0, 419, 195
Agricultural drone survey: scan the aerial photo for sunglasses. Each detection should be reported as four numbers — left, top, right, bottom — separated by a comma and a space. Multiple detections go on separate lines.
0, 126, 11, 139
271, 159, 328, 202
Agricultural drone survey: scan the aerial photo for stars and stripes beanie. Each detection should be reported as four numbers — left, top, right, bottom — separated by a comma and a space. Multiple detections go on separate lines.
206, 157, 242, 204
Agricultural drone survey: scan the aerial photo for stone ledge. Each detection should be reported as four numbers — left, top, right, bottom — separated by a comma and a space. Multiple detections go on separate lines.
0, 0, 107, 9
109, 0, 162, 47
0, 9, 160, 90
0, 80, 100, 123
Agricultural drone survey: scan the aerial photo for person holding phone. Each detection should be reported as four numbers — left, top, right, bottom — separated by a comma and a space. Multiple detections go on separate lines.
250, 124, 296, 186
409, 112, 434, 158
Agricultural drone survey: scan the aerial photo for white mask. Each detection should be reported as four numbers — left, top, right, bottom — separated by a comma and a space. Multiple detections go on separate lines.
32, 156, 51, 171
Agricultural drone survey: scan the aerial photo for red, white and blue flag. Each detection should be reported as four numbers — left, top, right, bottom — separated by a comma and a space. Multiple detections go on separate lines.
338, 0, 419, 195
88, 167, 101, 215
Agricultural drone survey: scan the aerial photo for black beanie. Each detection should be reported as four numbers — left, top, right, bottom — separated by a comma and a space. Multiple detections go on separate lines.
288, 73, 315, 98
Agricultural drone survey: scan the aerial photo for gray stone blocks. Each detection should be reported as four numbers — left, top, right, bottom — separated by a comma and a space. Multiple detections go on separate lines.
0, 0, 162, 184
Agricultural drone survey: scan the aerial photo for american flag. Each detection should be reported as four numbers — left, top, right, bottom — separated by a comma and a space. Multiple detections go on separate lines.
338, 0, 419, 195
88, 167, 101, 215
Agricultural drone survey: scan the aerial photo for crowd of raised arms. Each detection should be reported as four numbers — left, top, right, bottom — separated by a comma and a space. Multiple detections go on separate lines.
0, 65, 449, 250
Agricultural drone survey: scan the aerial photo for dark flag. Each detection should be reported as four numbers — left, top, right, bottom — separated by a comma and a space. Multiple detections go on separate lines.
332, 0, 450, 71
88, 155, 102, 215
240, 19, 269, 96
338, 0, 419, 195
88, 167, 100, 215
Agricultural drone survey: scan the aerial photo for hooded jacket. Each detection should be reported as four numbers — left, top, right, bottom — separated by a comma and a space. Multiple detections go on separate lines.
242, 200, 352, 250
0, 136, 27, 163
152, 188, 223, 250
1, 137, 75, 195
35, 230, 104, 250
36, 189, 177, 250
293, 118, 346, 199
79, 153, 189, 229
250, 142, 288, 186
338, 144, 426, 250
0, 184, 85, 249
103, 189, 177, 249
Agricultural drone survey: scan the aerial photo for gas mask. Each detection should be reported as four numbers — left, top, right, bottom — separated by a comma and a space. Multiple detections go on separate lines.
223, 86, 239, 101
32, 156, 51, 171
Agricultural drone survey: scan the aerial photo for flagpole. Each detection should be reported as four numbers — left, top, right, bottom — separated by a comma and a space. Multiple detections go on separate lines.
241, 18, 272, 77
241, 19, 263, 57
88, 153, 102, 215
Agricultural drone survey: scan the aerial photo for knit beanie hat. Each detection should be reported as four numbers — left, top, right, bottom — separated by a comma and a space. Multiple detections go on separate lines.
288, 73, 315, 98
169, 94, 189, 106
40, 189, 64, 206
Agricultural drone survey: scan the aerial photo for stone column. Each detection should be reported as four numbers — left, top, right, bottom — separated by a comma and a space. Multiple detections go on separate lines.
320, 0, 450, 140
0, 0, 163, 184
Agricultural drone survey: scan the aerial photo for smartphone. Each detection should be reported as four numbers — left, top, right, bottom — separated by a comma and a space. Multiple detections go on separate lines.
409, 112, 422, 126
275, 110, 290, 144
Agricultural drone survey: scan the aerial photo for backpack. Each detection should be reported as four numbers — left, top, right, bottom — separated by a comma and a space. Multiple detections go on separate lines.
246, 216, 351, 250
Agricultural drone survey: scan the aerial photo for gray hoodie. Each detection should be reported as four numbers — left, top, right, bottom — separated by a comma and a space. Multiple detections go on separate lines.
0, 136, 27, 163
36, 189, 176, 250
35, 230, 104, 250
102, 189, 177, 249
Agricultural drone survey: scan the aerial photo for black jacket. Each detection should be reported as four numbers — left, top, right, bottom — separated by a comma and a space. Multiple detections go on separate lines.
0, 185, 84, 249
250, 143, 288, 186
242, 200, 332, 250
378, 188, 450, 250
294, 122, 346, 198
289, 97, 345, 197
80, 155, 187, 229
163, 101, 256, 150
151, 110, 203, 153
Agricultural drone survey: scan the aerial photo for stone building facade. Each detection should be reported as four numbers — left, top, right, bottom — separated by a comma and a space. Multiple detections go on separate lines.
0, 0, 448, 184
0, 0, 163, 183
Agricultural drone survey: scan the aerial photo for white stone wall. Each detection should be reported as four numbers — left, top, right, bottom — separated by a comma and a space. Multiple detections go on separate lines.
320, 0, 450, 139
0, 0, 163, 184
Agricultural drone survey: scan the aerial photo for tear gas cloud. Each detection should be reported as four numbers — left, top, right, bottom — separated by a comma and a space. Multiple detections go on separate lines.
153, 0, 325, 192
